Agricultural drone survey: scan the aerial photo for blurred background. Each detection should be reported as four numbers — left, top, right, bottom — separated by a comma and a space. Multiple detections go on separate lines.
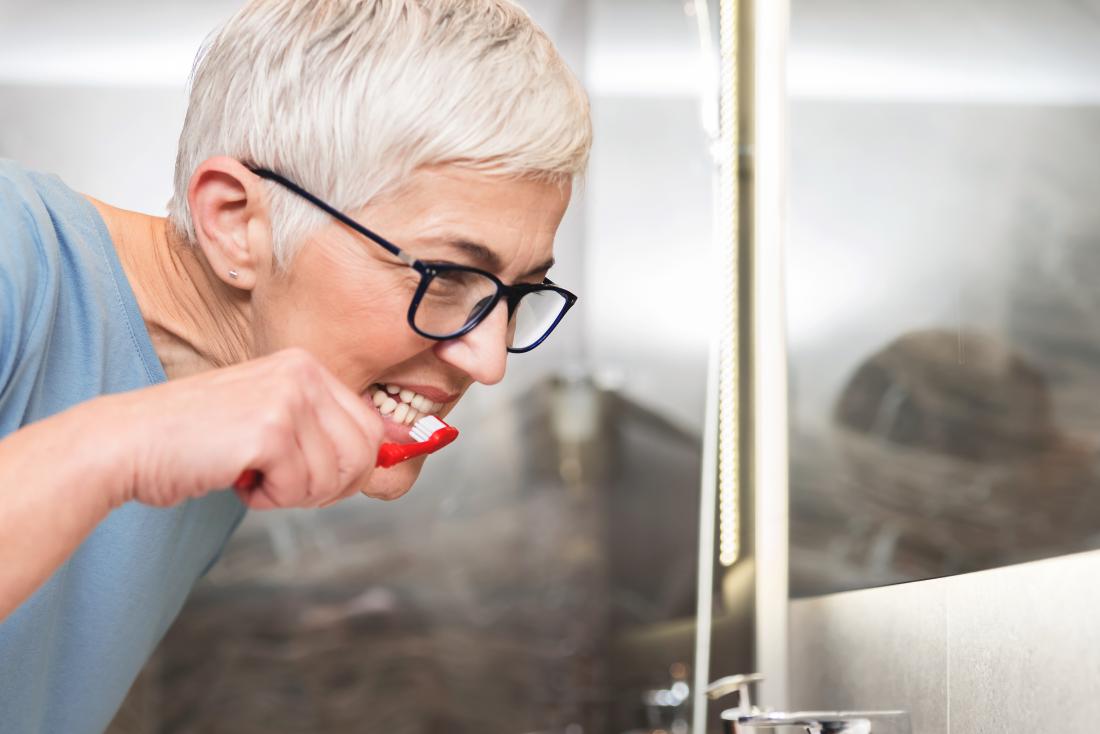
12, 0, 1100, 729
0, 1, 728, 732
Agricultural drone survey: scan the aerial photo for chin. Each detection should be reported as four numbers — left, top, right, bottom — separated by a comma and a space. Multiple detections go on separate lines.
360, 456, 425, 501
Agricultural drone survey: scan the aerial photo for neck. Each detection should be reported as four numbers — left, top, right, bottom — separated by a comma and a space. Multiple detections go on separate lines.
86, 197, 252, 379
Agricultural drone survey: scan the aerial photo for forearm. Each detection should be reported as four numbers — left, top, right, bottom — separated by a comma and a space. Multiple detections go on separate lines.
0, 398, 131, 621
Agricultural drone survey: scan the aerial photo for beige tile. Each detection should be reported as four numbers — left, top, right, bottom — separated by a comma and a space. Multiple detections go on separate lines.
790, 579, 948, 734
946, 550, 1100, 733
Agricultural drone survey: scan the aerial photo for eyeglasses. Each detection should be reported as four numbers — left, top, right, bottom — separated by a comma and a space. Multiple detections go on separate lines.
248, 166, 577, 353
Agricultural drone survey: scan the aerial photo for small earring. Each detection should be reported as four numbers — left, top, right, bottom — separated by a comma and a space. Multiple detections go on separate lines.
228, 269, 239, 280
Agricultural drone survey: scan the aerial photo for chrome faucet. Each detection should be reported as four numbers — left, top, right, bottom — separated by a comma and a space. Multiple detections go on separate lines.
705, 673, 765, 733
734, 710, 910, 734
705, 675, 908, 734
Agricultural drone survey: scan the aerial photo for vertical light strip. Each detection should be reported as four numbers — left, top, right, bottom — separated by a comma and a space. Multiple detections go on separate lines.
691, 1, 740, 731
717, 0, 741, 570
753, 0, 792, 711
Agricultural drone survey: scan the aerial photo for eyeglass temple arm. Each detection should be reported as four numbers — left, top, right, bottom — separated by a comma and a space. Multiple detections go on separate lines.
247, 166, 419, 268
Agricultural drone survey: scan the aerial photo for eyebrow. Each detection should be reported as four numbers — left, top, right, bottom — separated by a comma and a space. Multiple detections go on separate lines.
441, 238, 556, 280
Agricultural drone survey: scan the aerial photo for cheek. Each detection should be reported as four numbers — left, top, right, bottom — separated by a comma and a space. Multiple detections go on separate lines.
261, 248, 426, 373
308, 281, 409, 349
295, 251, 407, 332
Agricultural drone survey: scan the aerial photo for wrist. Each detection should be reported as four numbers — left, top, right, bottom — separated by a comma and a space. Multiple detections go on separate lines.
65, 394, 140, 510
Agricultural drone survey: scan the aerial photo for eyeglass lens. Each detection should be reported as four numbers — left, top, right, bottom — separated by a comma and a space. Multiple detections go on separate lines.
412, 269, 568, 350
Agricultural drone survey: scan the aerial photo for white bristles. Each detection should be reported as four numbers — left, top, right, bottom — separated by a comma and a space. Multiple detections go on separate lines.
410, 415, 447, 442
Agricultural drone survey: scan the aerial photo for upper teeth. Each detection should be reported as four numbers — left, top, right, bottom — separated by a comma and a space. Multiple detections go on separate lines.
368, 384, 445, 425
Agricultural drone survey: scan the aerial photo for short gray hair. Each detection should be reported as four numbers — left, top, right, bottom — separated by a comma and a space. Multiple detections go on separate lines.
167, 0, 592, 264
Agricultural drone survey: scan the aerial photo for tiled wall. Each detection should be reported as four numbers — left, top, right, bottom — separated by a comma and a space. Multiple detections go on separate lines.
789, 549, 1100, 733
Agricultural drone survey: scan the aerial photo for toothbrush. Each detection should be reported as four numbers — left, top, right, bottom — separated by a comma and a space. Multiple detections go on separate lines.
375, 415, 459, 468
233, 415, 459, 491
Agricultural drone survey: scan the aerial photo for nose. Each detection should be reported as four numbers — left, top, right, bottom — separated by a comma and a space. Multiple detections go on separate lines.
433, 299, 509, 385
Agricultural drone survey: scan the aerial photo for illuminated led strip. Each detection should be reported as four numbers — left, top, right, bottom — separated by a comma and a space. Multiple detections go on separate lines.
717, 0, 741, 569
691, 1, 741, 731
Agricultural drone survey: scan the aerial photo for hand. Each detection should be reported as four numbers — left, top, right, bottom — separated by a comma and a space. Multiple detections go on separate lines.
101, 348, 382, 510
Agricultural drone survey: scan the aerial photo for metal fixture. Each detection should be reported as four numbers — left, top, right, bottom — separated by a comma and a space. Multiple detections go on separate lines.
733, 710, 910, 734
706, 673, 764, 733
705, 672, 763, 711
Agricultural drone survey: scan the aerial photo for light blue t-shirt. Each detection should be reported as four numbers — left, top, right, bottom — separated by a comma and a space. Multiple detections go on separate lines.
0, 160, 246, 733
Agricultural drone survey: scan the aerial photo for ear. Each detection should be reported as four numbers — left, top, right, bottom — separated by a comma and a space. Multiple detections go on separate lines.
186, 156, 273, 290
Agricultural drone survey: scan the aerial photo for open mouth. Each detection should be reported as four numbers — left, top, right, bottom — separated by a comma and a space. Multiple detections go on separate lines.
367, 383, 449, 443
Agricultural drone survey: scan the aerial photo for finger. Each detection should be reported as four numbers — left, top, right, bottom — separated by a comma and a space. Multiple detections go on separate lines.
288, 400, 341, 507
236, 483, 282, 511
312, 365, 385, 445
327, 457, 377, 505
318, 493, 351, 509
308, 371, 382, 496
312, 461, 374, 509
251, 419, 311, 509
336, 466, 372, 502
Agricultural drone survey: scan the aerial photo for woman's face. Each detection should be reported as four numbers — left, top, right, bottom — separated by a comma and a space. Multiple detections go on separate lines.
250, 166, 571, 500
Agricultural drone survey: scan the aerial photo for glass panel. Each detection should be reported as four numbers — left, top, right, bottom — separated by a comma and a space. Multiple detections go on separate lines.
787, 0, 1100, 597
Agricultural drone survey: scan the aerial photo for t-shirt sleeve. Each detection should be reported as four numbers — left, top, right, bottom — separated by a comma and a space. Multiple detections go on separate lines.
0, 169, 51, 406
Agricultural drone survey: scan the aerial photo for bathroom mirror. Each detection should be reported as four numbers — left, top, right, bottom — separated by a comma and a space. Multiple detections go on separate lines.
785, 0, 1100, 597
0, 0, 733, 732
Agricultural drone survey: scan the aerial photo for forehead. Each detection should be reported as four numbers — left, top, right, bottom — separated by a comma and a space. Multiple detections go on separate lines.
363, 166, 572, 270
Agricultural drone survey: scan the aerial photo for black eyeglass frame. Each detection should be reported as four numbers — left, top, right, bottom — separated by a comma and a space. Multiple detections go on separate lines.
248, 166, 578, 353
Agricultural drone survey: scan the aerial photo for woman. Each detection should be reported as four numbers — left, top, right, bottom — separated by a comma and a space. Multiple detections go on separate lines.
0, 0, 591, 730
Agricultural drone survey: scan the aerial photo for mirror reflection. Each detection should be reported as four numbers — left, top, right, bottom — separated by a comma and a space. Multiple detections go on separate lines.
787, 0, 1100, 597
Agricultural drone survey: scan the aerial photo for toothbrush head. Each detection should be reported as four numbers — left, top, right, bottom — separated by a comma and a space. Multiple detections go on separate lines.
410, 415, 449, 442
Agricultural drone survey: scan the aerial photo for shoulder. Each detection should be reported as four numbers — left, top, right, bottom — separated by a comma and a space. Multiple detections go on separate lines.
0, 161, 87, 399
0, 160, 56, 315
0, 158, 57, 218
0, 158, 107, 284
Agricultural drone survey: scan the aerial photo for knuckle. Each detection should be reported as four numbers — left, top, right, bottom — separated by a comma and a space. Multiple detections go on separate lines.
279, 347, 320, 378
278, 346, 312, 366
258, 415, 294, 454
272, 358, 324, 409
262, 402, 292, 431
271, 377, 310, 415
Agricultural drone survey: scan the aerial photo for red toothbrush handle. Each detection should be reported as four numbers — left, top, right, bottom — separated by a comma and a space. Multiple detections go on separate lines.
234, 469, 261, 492
375, 427, 459, 468
376, 443, 410, 468
232, 428, 459, 491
